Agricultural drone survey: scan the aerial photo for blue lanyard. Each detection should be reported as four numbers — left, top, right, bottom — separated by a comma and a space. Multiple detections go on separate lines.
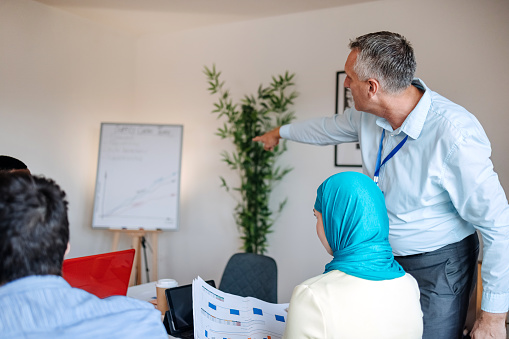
374, 131, 408, 185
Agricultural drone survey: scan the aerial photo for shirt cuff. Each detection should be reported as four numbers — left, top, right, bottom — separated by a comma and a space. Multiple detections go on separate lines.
279, 125, 290, 139
481, 291, 509, 313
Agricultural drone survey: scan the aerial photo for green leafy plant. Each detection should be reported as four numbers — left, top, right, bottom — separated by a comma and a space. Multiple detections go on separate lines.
204, 65, 298, 254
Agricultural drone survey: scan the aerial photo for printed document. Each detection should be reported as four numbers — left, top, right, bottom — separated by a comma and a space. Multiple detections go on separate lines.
192, 276, 288, 339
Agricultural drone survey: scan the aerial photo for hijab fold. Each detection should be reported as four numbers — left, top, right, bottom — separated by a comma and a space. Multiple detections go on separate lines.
314, 172, 405, 281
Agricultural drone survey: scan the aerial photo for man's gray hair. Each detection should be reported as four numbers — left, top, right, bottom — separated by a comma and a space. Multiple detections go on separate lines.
349, 31, 416, 94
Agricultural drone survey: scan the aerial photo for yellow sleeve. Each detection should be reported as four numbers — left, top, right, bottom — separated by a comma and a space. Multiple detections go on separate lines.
283, 284, 326, 339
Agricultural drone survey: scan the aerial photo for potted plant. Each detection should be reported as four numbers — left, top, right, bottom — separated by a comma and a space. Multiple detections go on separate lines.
204, 65, 298, 254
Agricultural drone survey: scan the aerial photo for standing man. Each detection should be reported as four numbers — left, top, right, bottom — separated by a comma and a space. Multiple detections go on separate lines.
254, 31, 509, 339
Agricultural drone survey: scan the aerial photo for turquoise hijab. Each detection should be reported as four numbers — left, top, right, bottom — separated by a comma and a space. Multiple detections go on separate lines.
314, 172, 405, 281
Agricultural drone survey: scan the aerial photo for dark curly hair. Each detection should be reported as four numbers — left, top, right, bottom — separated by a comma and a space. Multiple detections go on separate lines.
0, 174, 69, 285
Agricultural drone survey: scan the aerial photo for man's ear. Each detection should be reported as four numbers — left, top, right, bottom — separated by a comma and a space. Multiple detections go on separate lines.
64, 242, 71, 258
367, 78, 380, 98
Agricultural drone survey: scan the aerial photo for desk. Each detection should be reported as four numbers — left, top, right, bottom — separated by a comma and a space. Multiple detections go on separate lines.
127, 282, 179, 339
127, 281, 157, 302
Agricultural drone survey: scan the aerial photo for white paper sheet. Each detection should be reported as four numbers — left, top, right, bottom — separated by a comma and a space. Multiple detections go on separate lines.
192, 276, 289, 339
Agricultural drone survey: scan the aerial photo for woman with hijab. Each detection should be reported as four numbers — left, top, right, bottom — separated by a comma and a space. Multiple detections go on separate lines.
283, 172, 423, 339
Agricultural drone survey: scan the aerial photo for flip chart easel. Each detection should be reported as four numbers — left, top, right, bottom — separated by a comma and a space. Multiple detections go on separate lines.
92, 123, 182, 286
110, 229, 162, 286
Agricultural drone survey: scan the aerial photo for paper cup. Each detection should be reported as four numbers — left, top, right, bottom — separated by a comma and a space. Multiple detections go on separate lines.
156, 279, 178, 314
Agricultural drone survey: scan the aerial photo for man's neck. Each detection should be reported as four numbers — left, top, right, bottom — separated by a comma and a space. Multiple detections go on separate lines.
378, 85, 424, 130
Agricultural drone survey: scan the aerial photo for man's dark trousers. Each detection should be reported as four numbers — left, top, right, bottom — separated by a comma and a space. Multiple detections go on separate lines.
395, 232, 479, 339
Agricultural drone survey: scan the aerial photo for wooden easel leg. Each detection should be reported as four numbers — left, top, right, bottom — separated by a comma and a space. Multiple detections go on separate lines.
136, 236, 142, 285
111, 231, 120, 252
130, 235, 141, 286
151, 232, 158, 281
476, 261, 482, 317
110, 229, 160, 286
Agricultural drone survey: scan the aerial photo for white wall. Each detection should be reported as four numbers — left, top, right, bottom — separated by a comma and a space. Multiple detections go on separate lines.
1, 0, 508, 304
0, 0, 136, 256
135, 0, 509, 302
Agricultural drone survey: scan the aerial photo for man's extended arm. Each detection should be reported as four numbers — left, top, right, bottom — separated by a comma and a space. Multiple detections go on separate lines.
253, 111, 361, 150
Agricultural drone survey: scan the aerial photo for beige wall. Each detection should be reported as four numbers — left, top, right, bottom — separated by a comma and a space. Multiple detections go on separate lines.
1, 0, 508, 303
0, 0, 136, 255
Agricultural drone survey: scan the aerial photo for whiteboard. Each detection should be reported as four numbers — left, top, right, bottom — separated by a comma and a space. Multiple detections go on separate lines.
92, 123, 183, 230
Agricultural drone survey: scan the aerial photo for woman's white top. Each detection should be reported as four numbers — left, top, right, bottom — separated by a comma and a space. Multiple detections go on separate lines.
283, 270, 423, 339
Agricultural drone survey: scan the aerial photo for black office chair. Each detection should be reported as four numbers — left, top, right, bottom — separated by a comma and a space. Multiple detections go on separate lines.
218, 252, 278, 303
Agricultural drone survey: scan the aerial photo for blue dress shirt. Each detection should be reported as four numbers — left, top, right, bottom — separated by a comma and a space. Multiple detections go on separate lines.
280, 79, 509, 313
0, 275, 168, 339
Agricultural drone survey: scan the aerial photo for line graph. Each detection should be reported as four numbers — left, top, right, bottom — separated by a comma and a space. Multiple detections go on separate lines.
101, 173, 175, 217
92, 123, 183, 230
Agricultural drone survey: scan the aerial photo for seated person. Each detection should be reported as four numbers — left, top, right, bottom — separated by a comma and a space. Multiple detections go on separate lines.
283, 172, 423, 339
0, 174, 167, 339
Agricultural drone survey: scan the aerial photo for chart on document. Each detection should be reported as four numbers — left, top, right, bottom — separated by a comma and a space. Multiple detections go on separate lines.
192, 277, 288, 339
92, 123, 183, 230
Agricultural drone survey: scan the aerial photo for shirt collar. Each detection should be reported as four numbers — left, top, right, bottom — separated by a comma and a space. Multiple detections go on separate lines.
375, 78, 431, 139
0, 275, 69, 296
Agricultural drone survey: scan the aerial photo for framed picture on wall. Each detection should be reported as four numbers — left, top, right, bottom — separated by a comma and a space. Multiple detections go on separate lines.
334, 71, 362, 167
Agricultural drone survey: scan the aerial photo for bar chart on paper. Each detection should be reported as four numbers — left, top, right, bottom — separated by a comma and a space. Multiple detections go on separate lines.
192, 277, 288, 339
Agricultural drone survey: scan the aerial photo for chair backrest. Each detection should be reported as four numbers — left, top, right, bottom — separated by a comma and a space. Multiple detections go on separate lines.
218, 252, 278, 303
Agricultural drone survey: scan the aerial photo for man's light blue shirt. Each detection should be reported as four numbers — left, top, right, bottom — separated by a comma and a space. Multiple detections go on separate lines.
280, 79, 509, 312
0, 275, 168, 339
